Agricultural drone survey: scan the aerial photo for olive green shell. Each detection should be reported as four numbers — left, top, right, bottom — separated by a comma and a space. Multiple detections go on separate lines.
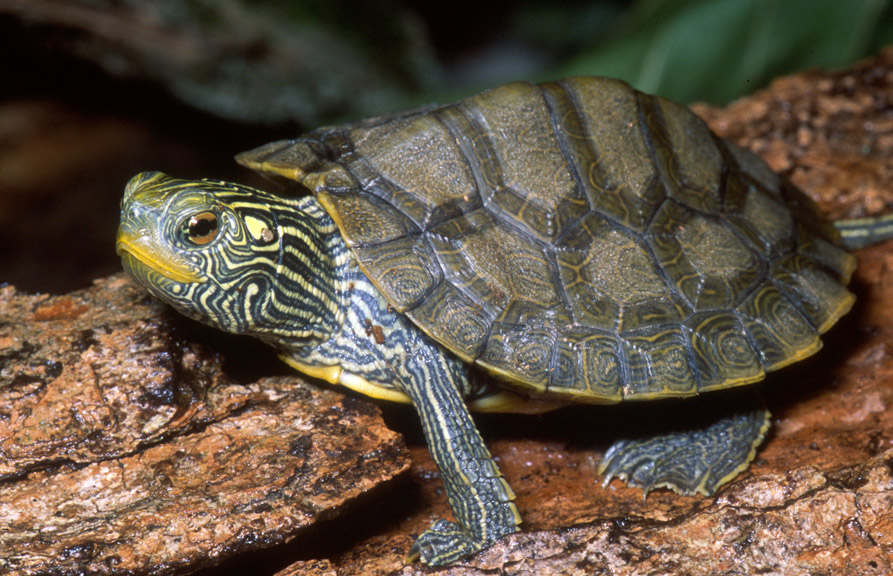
237, 77, 856, 403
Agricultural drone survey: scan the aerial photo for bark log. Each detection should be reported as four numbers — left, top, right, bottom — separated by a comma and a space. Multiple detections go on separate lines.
0, 276, 409, 575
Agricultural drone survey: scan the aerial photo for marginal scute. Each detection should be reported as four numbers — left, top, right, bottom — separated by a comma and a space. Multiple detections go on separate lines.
684, 312, 764, 392
236, 139, 323, 182
479, 325, 555, 388
551, 332, 623, 401
622, 327, 698, 398
769, 254, 856, 333
406, 281, 491, 362
352, 235, 442, 312
316, 191, 416, 247
736, 283, 821, 371
794, 223, 857, 283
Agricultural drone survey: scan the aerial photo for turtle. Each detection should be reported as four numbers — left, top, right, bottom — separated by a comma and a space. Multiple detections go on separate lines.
116, 77, 893, 565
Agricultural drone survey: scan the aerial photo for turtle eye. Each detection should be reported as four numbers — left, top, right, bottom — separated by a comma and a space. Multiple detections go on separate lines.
186, 212, 220, 245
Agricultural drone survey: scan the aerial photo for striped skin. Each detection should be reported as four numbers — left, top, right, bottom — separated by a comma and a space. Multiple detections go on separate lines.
117, 172, 520, 565
835, 212, 893, 249
117, 171, 342, 347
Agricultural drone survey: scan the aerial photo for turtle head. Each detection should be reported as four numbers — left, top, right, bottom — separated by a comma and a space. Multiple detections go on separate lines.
117, 171, 328, 339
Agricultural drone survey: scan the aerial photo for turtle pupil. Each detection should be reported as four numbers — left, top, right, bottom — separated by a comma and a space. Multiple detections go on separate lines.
187, 212, 219, 245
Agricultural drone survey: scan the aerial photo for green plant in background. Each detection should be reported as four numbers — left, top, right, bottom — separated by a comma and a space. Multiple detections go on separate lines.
547, 0, 892, 104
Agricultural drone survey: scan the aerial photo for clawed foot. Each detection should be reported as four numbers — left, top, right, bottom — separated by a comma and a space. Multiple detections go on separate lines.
599, 408, 771, 496
406, 519, 489, 566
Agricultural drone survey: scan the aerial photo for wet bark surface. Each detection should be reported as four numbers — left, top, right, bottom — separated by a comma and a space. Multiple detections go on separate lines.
0, 50, 892, 576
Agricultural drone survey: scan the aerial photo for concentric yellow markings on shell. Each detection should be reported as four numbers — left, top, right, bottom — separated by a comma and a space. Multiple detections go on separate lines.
685, 313, 764, 391
478, 325, 555, 388
406, 281, 491, 362
551, 333, 623, 401
622, 327, 697, 398
736, 283, 821, 371
769, 254, 856, 334
351, 235, 442, 312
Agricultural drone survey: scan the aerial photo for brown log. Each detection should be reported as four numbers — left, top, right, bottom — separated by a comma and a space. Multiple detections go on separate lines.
0, 276, 409, 574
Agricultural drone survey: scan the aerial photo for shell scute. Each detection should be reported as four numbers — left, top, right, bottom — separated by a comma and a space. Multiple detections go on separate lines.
239, 77, 854, 402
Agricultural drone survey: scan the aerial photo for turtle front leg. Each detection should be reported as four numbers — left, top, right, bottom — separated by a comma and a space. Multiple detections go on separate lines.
400, 348, 521, 565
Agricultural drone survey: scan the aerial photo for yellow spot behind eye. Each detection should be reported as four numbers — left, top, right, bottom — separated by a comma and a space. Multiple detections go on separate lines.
244, 215, 274, 244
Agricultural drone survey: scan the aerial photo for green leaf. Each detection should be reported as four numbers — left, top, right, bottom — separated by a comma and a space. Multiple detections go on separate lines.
557, 0, 892, 104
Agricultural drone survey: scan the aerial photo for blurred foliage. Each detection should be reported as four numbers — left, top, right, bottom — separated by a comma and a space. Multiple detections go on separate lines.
2, 0, 891, 122
0, 0, 438, 125
534, 0, 893, 104
251, 0, 438, 90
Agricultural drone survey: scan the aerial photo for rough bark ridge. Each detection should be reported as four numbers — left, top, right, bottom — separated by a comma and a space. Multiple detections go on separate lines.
0, 276, 409, 574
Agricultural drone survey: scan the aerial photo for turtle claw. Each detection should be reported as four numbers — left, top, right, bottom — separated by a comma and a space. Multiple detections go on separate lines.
407, 519, 486, 566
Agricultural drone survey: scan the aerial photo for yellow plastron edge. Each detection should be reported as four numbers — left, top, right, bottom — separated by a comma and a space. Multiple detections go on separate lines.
279, 355, 564, 413
279, 354, 412, 404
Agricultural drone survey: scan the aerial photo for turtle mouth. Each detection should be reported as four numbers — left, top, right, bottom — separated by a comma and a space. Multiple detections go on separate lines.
116, 229, 204, 284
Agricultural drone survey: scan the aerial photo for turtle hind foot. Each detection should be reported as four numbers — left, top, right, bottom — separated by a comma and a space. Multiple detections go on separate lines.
406, 519, 490, 566
599, 408, 771, 496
